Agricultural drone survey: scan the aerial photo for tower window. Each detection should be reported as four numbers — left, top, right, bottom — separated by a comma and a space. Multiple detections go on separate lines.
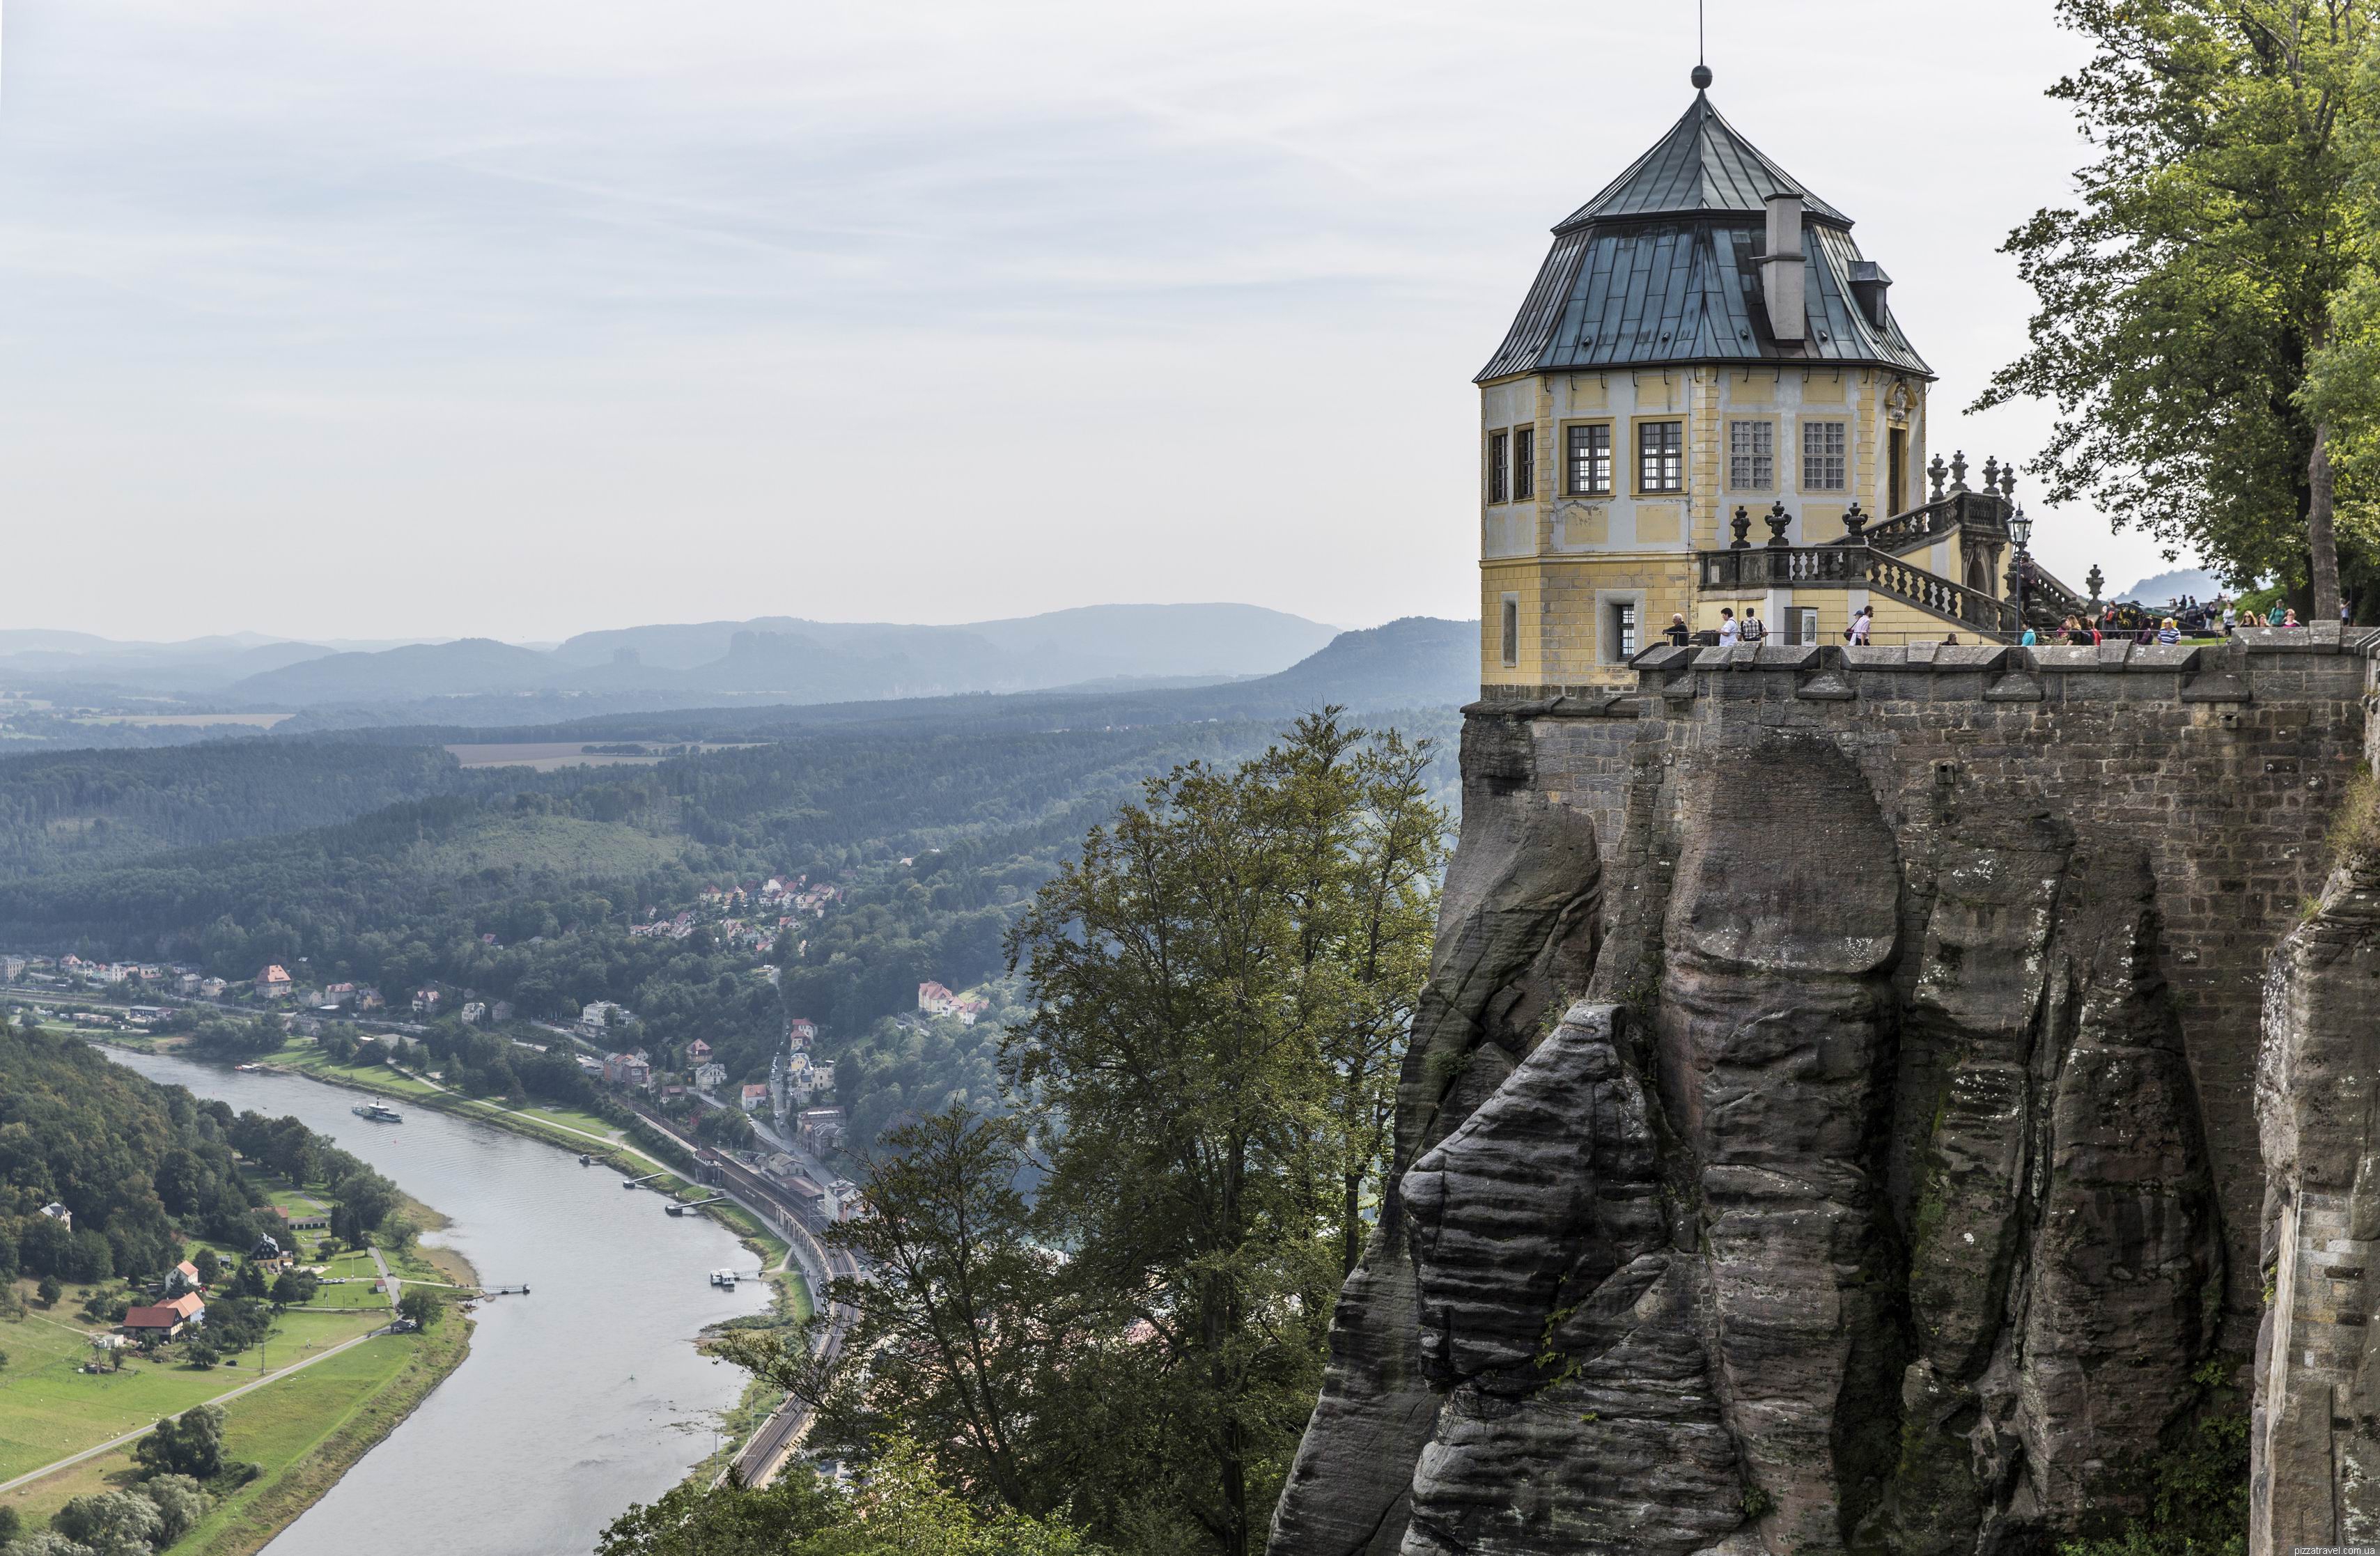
1889, 428, 1908, 513
1512, 426, 1534, 501
1499, 593, 1520, 667
1638, 421, 1683, 492
1608, 601, 1638, 662
1488, 431, 1509, 504
1566, 424, 1612, 495
1803, 421, 1847, 490
1728, 421, 1773, 489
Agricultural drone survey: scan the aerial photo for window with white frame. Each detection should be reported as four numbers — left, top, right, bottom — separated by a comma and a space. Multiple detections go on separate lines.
1802, 421, 1847, 490
1729, 421, 1773, 489
1638, 421, 1683, 492
1566, 424, 1612, 495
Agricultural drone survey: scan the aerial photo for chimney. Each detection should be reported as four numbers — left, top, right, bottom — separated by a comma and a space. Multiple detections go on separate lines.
1761, 193, 1805, 344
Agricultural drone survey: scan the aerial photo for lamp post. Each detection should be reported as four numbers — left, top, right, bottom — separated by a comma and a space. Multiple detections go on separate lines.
2007, 505, 2032, 639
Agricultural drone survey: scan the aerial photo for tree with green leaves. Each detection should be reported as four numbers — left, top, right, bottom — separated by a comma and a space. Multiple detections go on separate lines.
718, 1105, 1078, 1516
598, 1436, 1101, 1556
397, 1286, 444, 1330
132, 1404, 226, 1481
1000, 709, 1445, 1556
1979, 0, 2377, 616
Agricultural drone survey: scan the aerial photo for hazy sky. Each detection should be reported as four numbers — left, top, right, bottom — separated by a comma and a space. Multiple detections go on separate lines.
0, 1, 2183, 644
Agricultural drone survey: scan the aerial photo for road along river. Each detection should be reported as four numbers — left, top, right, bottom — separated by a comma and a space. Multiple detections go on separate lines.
104, 1049, 771, 1556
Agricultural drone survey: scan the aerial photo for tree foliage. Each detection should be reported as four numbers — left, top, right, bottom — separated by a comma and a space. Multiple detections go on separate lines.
1979, 0, 2377, 614
997, 710, 1445, 1555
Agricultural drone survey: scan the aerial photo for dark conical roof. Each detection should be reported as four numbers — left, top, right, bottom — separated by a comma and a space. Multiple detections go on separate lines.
1477, 92, 1927, 382
1558, 92, 1846, 229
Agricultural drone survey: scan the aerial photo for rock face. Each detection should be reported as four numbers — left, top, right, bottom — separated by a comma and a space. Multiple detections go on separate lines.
2253, 843, 2380, 1551
1271, 722, 2227, 1555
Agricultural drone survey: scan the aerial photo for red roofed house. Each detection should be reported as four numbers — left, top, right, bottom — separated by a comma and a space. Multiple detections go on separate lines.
123, 1291, 205, 1339
686, 1038, 712, 1064
740, 1083, 770, 1112
256, 965, 293, 997
917, 981, 956, 1016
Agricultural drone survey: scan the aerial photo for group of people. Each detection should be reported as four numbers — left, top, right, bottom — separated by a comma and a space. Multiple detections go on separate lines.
1660, 604, 1878, 648
1663, 607, 1773, 648
1658, 591, 2337, 655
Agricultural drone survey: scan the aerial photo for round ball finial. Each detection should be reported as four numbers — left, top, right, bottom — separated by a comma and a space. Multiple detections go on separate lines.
1690, 63, 1713, 88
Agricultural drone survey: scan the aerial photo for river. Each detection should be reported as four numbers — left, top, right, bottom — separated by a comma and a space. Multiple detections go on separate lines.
104, 1050, 772, 1555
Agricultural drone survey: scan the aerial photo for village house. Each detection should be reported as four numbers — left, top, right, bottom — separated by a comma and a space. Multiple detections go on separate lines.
168, 1259, 202, 1293
686, 1038, 712, 1064
917, 981, 956, 1016
797, 1107, 846, 1153
122, 1291, 205, 1339
602, 1052, 652, 1090
740, 1082, 770, 1112
786, 1018, 816, 1048
40, 1201, 71, 1229
256, 965, 293, 997
695, 1061, 728, 1091
412, 988, 441, 1014
176, 971, 201, 995
199, 977, 228, 999
460, 1001, 487, 1025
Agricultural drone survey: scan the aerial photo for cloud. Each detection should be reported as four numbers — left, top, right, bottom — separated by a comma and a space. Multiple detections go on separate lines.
0, 0, 2149, 640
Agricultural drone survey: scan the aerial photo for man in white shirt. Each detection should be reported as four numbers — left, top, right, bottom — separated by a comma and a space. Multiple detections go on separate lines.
1718, 608, 1740, 646
1849, 607, 1872, 646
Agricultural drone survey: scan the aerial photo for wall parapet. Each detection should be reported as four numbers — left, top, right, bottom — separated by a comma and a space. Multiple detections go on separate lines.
1475, 627, 2380, 714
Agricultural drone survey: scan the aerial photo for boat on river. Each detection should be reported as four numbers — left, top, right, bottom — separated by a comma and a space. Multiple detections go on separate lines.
350, 1102, 403, 1123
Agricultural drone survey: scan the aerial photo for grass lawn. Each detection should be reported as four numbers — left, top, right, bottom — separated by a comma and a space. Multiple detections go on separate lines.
2, 1321, 471, 1556
0, 1297, 387, 1486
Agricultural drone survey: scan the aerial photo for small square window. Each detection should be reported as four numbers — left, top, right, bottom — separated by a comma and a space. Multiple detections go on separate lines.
1512, 426, 1534, 501
1803, 421, 1847, 490
1638, 421, 1683, 493
1729, 421, 1773, 490
1488, 431, 1509, 504
1566, 425, 1612, 495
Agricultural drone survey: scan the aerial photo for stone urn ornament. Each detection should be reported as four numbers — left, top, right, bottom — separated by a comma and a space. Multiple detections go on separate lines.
1764, 500, 1793, 547
1842, 501, 1868, 545
1731, 506, 1752, 549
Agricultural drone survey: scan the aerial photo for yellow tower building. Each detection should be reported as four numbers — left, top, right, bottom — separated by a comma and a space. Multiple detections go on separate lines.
1477, 70, 2044, 692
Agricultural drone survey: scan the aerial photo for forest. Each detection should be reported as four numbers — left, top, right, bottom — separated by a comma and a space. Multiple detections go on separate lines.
0, 1019, 404, 1287
0, 708, 1455, 1154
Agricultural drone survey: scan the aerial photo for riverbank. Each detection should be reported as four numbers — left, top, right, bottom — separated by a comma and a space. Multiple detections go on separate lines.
235, 1036, 804, 1302
0, 1230, 478, 1555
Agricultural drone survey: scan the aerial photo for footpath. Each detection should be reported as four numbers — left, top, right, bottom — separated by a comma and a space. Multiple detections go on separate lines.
0, 1325, 395, 1495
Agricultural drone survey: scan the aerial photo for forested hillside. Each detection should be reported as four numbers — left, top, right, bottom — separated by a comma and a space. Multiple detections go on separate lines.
0, 742, 473, 876
0, 713, 1456, 1116
0, 1020, 402, 1284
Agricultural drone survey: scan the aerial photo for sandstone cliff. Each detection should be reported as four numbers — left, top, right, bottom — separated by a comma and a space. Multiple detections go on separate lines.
1273, 720, 2228, 1555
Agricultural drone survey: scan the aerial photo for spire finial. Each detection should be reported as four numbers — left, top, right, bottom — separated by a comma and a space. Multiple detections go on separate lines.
1692, 0, 1711, 89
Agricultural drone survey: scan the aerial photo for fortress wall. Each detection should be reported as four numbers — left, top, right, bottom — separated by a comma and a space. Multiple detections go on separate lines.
1472, 630, 2370, 1328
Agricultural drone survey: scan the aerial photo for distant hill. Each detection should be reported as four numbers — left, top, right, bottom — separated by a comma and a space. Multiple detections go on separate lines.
235, 638, 557, 701
1216, 616, 1475, 713
221, 604, 1343, 708
2118, 567, 2226, 603
284, 616, 1480, 745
